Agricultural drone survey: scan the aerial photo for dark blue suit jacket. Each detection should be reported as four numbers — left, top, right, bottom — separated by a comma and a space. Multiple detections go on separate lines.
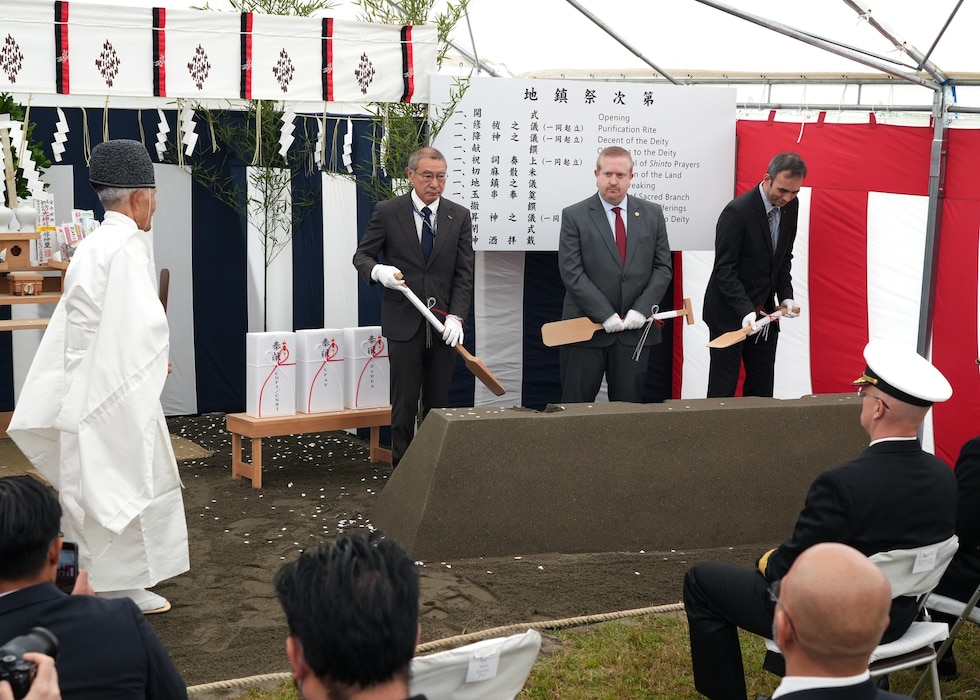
775, 677, 911, 698
934, 435, 980, 601
764, 440, 957, 641
703, 183, 798, 335
0, 583, 186, 699
352, 193, 475, 342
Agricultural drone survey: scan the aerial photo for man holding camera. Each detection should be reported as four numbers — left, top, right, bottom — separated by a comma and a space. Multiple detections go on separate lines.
0, 476, 186, 699
0, 652, 58, 700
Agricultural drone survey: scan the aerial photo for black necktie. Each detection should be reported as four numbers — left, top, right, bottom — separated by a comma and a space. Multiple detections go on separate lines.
420, 206, 435, 261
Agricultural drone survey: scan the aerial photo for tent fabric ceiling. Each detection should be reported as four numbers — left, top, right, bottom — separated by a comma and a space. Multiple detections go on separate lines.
69, 0, 977, 78
68, 0, 979, 112
453, 0, 976, 76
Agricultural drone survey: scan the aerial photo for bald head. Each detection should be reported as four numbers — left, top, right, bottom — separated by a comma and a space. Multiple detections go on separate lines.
778, 543, 891, 671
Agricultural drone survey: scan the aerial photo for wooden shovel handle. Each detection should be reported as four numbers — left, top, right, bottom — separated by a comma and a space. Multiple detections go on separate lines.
159, 268, 170, 312
394, 274, 505, 396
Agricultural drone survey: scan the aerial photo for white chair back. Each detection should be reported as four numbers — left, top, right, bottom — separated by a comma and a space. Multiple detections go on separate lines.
869, 535, 959, 598
927, 585, 980, 625
409, 629, 542, 700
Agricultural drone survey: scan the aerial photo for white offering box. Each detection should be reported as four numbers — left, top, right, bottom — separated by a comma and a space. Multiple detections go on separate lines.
295, 328, 345, 414
245, 331, 296, 418
343, 326, 389, 409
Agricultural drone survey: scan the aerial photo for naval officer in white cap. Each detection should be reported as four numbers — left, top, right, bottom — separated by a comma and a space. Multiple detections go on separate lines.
683, 339, 958, 700
9, 139, 189, 614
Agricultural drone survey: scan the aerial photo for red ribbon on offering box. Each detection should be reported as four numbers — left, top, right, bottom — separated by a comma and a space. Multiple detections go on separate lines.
257, 341, 296, 417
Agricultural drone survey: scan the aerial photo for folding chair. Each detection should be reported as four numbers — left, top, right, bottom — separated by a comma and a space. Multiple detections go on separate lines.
911, 581, 980, 696
763, 535, 958, 700
408, 629, 542, 700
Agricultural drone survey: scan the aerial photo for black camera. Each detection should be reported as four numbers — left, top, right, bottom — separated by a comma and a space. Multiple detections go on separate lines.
0, 627, 59, 700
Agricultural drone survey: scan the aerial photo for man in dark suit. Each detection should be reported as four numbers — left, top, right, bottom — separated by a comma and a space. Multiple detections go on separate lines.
353, 147, 475, 466
703, 152, 807, 398
274, 532, 425, 700
683, 339, 957, 700
766, 542, 911, 699
558, 145, 672, 403
0, 476, 187, 699
928, 432, 980, 680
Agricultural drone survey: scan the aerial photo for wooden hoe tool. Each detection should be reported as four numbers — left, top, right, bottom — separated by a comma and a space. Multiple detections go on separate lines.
541, 297, 695, 348
396, 282, 506, 396
706, 304, 800, 349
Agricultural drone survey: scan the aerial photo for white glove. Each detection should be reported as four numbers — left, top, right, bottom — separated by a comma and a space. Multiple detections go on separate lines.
442, 315, 464, 347
742, 311, 761, 333
623, 309, 648, 330
602, 313, 626, 333
781, 298, 800, 318
371, 264, 403, 290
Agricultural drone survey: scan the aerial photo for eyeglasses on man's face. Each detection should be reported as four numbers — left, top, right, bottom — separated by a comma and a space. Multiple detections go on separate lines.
767, 579, 799, 642
856, 386, 891, 410
412, 170, 447, 183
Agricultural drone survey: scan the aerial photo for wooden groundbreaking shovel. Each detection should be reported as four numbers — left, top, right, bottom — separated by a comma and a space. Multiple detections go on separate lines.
541, 298, 695, 348
396, 282, 506, 396
706, 304, 800, 349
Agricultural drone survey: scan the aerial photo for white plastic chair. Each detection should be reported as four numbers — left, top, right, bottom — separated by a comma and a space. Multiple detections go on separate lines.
408, 629, 542, 700
911, 580, 980, 696
764, 535, 958, 699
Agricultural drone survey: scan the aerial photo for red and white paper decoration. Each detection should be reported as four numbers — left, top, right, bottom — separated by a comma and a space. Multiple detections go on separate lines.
0, 1, 437, 104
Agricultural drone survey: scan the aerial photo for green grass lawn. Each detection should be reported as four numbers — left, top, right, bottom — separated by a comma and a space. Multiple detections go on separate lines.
226, 612, 979, 699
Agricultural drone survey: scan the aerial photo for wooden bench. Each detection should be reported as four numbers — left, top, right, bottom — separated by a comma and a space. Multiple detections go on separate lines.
226, 407, 392, 488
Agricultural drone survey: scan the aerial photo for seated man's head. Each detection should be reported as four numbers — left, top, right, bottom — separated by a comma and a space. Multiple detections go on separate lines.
773, 542, 891, 675
0, 476, 62, 588
274, 532, 419, 699
853, 339, 952, 439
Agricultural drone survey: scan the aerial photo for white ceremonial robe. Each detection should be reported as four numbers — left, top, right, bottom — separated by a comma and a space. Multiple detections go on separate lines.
9, 211, 189, 592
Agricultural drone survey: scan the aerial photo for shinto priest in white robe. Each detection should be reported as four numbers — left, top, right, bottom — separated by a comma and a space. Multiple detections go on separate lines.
9, 211, 189, 592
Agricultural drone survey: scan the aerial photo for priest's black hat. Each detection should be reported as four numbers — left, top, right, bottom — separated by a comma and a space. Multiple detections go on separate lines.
89, 139, 155, 189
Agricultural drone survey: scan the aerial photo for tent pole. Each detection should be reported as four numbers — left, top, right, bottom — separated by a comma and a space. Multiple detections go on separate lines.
694, 0, 935, 90
842, 0, 949, 85
917, 88, 950, 359
562, 0, 679, 85
917, 0, 964, 72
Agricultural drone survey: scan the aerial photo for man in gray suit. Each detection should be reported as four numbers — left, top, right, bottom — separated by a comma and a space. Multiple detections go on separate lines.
353, 147, 475, 466
558, 145, 673, 403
